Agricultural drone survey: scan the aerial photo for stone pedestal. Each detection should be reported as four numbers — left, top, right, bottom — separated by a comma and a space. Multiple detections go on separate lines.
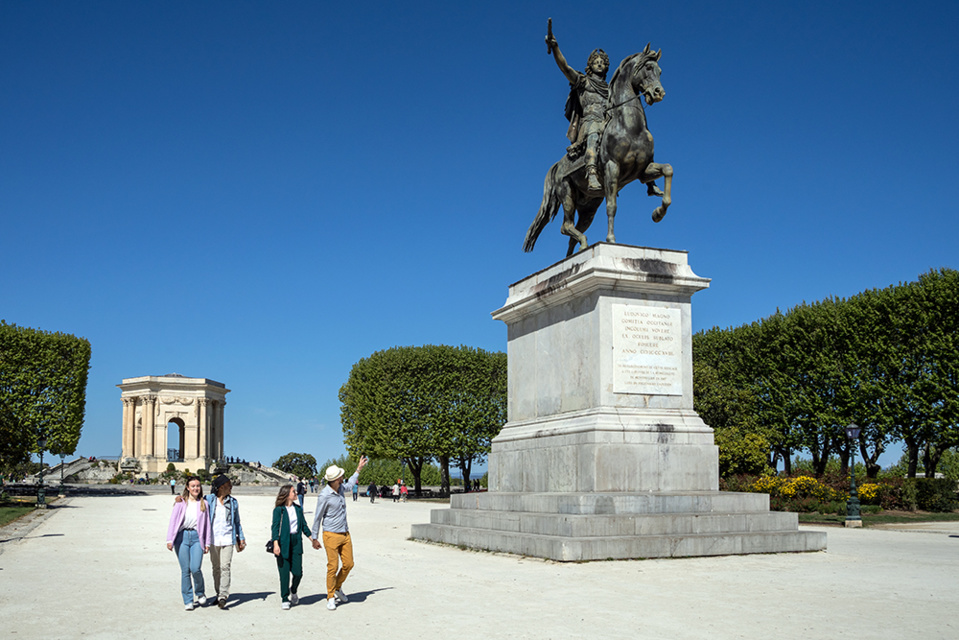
412, 244, 826, 560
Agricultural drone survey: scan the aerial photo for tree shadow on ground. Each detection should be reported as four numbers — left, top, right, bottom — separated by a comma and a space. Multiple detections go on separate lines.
0, 533, 65, 543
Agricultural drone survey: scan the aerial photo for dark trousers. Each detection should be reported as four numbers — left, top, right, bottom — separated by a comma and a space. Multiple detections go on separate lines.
275, 534, 303, 603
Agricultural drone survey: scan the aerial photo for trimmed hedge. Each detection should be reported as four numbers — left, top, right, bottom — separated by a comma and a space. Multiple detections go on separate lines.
909, 478, 959, 512
721, 473, 959, 513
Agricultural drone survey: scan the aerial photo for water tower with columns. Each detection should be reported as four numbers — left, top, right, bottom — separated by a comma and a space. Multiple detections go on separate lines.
118, 374, 229, 475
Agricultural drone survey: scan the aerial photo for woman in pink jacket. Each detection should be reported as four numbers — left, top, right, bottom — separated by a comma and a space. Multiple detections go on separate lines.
166, 476, 211, 610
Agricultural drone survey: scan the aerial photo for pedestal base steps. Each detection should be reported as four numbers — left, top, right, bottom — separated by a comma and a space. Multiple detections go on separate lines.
411, 491, 827, 561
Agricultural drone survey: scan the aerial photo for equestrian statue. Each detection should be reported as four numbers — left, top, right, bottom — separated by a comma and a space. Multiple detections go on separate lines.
524, 21, 673, 257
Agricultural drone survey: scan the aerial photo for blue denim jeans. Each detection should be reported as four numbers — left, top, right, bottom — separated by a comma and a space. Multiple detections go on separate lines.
174, 529, 206, 605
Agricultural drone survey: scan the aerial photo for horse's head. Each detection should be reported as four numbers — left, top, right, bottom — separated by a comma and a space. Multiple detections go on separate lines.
612, 43, 665, 106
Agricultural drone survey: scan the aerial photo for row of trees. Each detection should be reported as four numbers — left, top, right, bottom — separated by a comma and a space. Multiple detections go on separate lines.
319, 454, 445, 488
272, 452, 449, 488
693, 268, 958, 479
0, 321, 91, 474
339, 344, 506, 495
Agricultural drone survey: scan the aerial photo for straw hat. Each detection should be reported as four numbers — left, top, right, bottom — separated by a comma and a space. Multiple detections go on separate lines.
324, 465, 345, 483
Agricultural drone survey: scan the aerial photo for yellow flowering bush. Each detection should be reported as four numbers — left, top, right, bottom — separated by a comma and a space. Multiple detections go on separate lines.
733, 472, 902, 513
750, 476, 784, 496
858, 483, 882, 505
750, 475, 841, 502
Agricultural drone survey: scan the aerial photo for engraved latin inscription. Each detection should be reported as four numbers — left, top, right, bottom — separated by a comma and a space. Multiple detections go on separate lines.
612, 304, 682, 395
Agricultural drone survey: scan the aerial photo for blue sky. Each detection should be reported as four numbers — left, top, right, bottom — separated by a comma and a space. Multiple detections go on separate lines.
3, 1, 956, 470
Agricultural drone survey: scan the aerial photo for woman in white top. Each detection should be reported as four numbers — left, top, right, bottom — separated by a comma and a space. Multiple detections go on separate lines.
271, 484, 311, 610
165, 477, 211, 610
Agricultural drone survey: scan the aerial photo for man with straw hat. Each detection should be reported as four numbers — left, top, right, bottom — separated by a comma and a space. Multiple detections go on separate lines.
311, 455, 368, 610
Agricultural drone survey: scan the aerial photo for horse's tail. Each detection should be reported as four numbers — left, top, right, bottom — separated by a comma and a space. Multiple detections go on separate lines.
523, 162, 564, 253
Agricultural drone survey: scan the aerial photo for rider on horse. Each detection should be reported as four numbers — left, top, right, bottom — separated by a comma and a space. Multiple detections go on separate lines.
546, 30, 609, 193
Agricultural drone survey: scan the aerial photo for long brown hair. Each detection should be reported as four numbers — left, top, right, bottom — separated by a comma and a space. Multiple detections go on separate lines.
182, 476, 207, 512
275, 484, 294, 508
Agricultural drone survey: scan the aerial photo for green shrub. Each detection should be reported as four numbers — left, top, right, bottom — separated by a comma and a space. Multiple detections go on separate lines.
771, 496, 820, 512
861, 505, 882, 514
819, 501, 846, 515
719, 474, 759, 493
909, 478, 959, 512
109, 472, 132, 485
901, 479, 919, 511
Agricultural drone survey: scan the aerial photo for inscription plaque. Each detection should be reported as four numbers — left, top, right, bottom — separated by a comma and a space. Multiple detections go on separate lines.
612, 303, 682, 395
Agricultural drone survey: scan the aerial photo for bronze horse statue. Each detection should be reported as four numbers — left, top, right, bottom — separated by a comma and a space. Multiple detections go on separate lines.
523, 44, 672, 257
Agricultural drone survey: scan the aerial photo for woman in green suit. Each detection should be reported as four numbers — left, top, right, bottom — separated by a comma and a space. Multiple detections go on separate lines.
271, 484, 312, 609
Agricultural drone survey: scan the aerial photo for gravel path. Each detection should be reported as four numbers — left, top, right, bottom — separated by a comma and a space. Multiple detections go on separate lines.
2, 493, 957, 639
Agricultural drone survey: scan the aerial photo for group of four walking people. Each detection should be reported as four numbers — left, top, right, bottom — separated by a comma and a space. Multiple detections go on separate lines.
166, 455, 367, 611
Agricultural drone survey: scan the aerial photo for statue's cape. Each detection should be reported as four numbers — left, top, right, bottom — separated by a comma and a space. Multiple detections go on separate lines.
564, 73, 609, 143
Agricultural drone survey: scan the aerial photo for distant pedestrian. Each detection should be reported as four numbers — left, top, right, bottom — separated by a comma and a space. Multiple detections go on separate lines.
352, 481, 358, 502
170, 478, 176, 495
368, 481, 376, 504
271, 484, 311, 610
311, 457, 368, 610
296, 479, 307, 508
166, 476, 210, 611
400, 481, 408, 502
392, 480, 400, 503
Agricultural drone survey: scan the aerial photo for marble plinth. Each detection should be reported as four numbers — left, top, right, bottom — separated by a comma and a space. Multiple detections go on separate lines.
412, 244, 826, 560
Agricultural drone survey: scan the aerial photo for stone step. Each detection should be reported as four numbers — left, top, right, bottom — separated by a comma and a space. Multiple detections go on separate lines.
411, 523, 827, 562
450, 491, 771, 515
432, 508, 799, 538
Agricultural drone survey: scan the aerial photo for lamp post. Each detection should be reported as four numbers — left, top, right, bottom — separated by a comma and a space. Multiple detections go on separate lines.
36, 433, 48, 509
59, 451, 67, 498
845, 423, 862, 528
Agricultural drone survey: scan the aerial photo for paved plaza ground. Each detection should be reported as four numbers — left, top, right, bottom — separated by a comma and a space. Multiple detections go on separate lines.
2, 488, 957, 639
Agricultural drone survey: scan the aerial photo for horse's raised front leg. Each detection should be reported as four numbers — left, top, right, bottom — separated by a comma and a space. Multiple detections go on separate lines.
643, 162, 673, 222
604, 163, 621, 243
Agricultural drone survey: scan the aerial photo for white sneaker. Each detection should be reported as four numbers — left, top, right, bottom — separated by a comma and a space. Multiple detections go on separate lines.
281, 601, 291, 610
185, 603, 194, 611
197, 596, 207, 606
289, 594, 299, 605
326, 598, 337, 610
335, 589, 349, 603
